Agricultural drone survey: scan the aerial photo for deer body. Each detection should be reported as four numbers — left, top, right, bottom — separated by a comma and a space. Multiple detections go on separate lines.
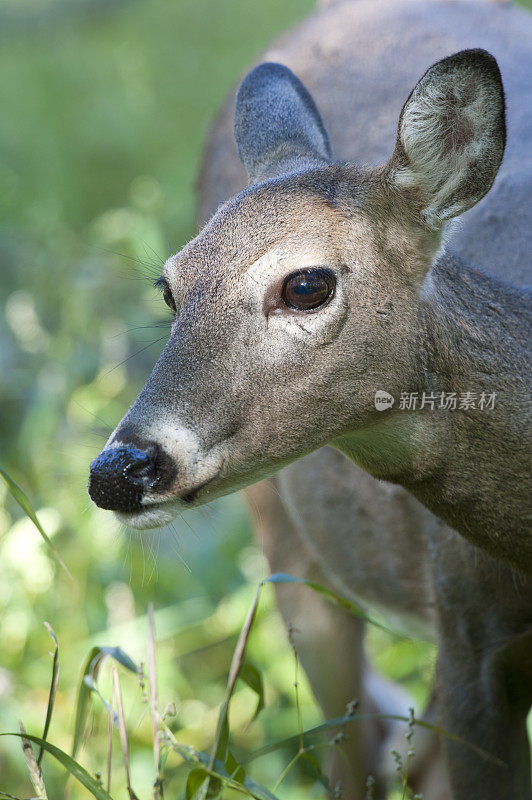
89, 0, 532, 797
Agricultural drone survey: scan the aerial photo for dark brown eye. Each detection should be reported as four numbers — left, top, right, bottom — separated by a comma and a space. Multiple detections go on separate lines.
162, 284, 176, 313
155, 277, 176, 313
281, 269, 335, 311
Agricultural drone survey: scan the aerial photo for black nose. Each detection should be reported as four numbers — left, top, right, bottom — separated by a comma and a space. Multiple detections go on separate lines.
88, 446, 157, 512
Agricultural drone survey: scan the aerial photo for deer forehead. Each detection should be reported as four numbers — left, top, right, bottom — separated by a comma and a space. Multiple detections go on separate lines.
164, 181, 386, 296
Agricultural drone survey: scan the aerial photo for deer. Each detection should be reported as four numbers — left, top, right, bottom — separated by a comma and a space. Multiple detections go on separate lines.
88, 0, 532, 797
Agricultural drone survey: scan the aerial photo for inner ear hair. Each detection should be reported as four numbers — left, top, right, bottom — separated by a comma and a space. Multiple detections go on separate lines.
388, 49, 506, 230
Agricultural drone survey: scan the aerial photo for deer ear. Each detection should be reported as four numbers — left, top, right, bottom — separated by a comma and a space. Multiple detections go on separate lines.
234, 62, 332, 184
389, 49, 506, 229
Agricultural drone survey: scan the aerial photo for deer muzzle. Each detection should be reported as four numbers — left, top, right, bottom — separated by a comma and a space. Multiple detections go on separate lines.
88, 443, 172, 512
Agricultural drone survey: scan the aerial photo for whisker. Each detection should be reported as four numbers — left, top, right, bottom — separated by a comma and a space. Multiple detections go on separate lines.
71, 399, 113, 432
146, 531, 160, 584
103, 336, 167, 376
141, 240, 165, 266
178, 512, 200, 542
107, 322, 171, 339
167, 522, 192, 573
94, 246, 162, 275
137, 530, 147, 587
115, 270, 163, 283
121, 528, 132, 577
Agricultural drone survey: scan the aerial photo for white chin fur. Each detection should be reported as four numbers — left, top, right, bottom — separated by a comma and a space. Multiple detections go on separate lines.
114, 502, 180, 530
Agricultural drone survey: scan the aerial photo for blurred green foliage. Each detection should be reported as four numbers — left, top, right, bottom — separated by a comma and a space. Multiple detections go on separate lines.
2, 0, 529, 797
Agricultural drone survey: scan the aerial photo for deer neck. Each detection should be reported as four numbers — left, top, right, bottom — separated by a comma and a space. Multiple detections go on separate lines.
334, 252, 531, 568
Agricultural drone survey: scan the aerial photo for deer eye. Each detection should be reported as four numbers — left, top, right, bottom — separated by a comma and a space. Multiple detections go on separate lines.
155, 277, 176, 313
162, 284, 176, 313
281, 269, 335, 311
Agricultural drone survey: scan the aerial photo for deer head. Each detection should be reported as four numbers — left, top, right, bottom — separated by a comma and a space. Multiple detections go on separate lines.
88, 49, 505, 529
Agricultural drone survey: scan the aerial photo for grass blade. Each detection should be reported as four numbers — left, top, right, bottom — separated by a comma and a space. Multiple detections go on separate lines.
0, 466, 72, 579
107, 682, 114, 794
200, 583, 263, 799
266, 573, 402, 636
238, 663, 264, 722
38, 623, 59, 766
147, 602, 164, 799
19, 722, 48, 799
111, 665, 140, 800
185, 767, 209, 799
1, 733, 114, 799
164, 727, 281, 800
246, 711, 505, 767
72, 645, 138, 759
72, 647, 108, 758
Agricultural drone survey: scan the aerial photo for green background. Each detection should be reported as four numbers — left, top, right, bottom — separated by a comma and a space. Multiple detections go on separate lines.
0, 0, 530, 797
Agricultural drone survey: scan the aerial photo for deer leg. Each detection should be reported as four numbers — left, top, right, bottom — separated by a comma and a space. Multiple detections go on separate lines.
435, 631, 532, 800
245, 478, 385, 799
430, 543, 532, 800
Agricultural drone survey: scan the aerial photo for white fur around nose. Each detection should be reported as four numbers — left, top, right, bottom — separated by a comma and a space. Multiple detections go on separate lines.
107, 422, 201, 464
138, 421, 224, 505
106, 420, 222, 505
143, 422, 201, 466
